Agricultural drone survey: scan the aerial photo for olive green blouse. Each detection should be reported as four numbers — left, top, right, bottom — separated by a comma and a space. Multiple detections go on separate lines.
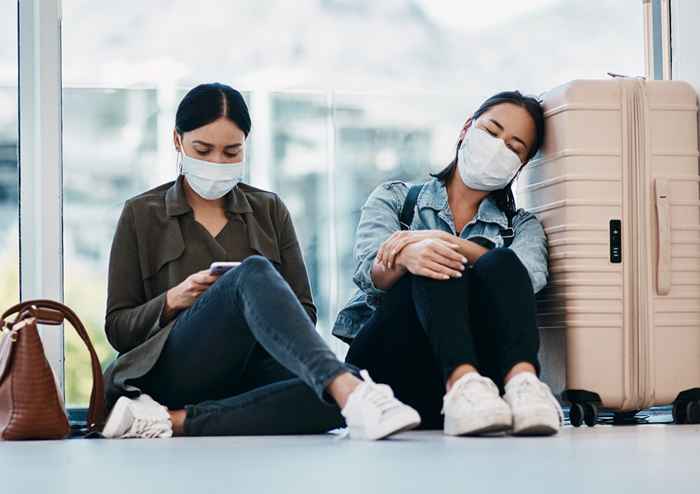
103, 177, 316, 409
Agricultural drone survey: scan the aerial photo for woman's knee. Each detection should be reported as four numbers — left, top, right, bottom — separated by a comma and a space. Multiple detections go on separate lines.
240, 255, 275, 272
222, 255, 274, 280
411, 272, 468, 296
214, 256, 278, 299
472, 248, 526, 278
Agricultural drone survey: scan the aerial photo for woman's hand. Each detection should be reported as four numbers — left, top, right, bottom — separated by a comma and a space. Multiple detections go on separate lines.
395, 238, 467, 280
377, 230, 459, 270
162, 270, 220, 323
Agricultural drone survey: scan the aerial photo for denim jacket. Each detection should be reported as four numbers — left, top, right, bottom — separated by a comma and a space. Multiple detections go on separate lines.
332, 177, 549, 342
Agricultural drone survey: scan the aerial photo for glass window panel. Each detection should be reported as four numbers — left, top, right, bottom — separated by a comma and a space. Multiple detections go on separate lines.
63, 88, 161, 405
0, 1, 19, 310
332, 92, 465, 317
268, 92, 331, 333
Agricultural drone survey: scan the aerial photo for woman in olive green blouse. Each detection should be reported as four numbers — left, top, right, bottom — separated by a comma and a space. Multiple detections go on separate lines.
101, 83, 420, 440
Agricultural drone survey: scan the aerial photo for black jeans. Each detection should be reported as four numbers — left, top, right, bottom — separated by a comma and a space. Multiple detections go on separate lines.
346, 248, 541, 429
135, 255, 348, 436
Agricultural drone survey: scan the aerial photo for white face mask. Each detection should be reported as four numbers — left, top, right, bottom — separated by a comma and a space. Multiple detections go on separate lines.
457, 125, 523, 191
178, 146, 245, 200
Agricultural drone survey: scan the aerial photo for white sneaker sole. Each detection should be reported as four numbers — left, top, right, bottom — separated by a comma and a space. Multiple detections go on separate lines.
511, 411, 560, 436
348, 410, 422, 441
102, 397, 134, 439
444, 410, 513, 436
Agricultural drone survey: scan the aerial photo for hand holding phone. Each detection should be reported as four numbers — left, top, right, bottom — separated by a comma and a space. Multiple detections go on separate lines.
209, 261, 242, 276
163, 269, 220, 322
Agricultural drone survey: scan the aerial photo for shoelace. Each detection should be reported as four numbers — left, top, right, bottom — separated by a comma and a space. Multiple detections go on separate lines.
441, 376, 498, 414
136, 419, 169, 438
359, 370, 402, 416
125, 417, 171, 438
513, 379, 564, 425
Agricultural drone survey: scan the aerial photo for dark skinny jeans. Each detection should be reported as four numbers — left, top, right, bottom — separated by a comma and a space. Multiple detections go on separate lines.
135, 255, 348, 436
346, 248, 541, 429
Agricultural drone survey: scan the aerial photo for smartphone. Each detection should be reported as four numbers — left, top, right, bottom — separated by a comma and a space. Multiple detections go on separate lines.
209, 261, 242, 276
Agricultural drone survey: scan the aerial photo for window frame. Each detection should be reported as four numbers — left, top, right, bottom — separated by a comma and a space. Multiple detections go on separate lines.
18, 0, 65, 395
643, 0, 672, 79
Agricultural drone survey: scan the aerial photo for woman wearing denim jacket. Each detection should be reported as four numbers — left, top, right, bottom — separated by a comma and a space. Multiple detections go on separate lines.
335, 91, 563, 436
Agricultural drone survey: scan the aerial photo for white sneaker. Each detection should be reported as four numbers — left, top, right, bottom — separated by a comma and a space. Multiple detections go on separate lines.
341, 370, 421, 440
442, 372, 512, 436
102, 394, 173, 439
504, 372, 563, 436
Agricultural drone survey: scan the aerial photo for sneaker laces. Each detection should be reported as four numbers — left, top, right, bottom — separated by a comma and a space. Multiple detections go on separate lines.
123, 398, 172, 438
125, 416, 172, 439
359, 370, 402, 417
442, 374, 498, 414
512, 377, 564, 424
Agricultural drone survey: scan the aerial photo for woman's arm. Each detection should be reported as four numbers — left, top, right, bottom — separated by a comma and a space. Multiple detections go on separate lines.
372, 232, 472, 290
370, 256, 407, 291
379, 230, 487, 269
354, 183, 466, 292
452, 237, 490, 264
507, 211, 549, 294
161, 293, 180, 325
105, 202, 170, 354
275, 196, 318, 325
352, 183, 406, 296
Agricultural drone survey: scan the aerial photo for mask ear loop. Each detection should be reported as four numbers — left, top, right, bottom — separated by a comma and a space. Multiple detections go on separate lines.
453, 117, 474, 166
176, 150, 183, 176
175, 134, 184, 176
458, 117, 474, 143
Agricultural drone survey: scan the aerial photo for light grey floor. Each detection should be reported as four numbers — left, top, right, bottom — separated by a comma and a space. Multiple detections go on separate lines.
2, 424, 699, 494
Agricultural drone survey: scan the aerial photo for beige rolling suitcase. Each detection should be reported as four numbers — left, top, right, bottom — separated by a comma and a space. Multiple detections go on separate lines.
517, 79, 700, 426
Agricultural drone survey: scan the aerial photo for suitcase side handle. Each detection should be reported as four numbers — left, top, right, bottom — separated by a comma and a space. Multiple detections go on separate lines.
655, 178, 672, 295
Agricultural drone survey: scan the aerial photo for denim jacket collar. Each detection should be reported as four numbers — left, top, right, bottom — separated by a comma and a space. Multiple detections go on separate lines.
417, 178, 509, 230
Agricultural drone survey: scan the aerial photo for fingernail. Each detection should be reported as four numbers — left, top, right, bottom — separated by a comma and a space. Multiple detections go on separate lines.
456, 273, 462, 278
462, 257, 467, 263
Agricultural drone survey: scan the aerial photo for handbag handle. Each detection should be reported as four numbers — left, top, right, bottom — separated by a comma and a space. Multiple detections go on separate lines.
1, 299, 106, 431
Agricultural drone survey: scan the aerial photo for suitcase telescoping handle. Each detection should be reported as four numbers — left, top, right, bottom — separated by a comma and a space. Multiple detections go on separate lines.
655, 178, 671, 295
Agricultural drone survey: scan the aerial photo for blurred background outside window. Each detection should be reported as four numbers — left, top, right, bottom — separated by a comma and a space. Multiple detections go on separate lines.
0, 0, 645, 405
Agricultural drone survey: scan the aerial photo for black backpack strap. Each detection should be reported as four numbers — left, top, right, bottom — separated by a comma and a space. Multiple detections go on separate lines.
399, 183, 515, 246
500, 210, 516, 247
399, 184, 424, 231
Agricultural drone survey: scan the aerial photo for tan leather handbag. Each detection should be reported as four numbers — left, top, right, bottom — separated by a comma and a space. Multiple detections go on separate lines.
0, 299, 105, 440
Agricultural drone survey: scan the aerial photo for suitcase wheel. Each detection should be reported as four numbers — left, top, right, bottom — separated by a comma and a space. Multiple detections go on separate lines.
569, 402, 598, 427
570, 403, 584, 427
583, 402, 598, 427
563, 390, 602, 428
672, 401, 685, 424
672, 388, 700, 425
688, 401, 700, 424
